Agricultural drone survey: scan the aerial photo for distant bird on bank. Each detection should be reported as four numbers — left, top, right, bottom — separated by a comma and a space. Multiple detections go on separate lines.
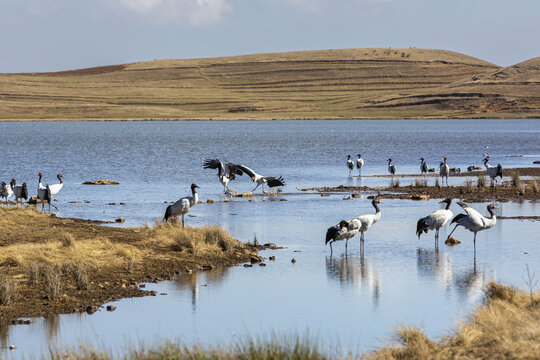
0, 181, 13, 204
11, 178, 28, 206
325, 219, 360, 255
347, 155, 354, 176
236, 164, 285, 193
202, 158, 245, 193
416, 198, 453, 247
164, 183, 200, 227
440, 157, 449, 185
420, 157, 428, 176
387, 159, 396, 177
447, 202, 498, 253
483, 156, 503, 184
356, 154, 364, 176
37, 172, 52, 212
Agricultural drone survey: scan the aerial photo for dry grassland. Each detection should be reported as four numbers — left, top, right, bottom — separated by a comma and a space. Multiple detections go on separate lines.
1, 48, 538, 120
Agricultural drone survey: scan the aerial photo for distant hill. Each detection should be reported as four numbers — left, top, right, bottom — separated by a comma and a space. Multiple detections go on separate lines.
0, 49, 538, 120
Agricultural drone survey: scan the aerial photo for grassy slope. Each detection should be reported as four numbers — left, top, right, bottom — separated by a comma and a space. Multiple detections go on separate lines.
2, 48, 537, 120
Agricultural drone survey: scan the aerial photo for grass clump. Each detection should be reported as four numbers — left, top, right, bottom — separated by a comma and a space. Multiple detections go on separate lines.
476, 175, 486, 188
0, 275, 15, 305
530, 180, 539, 195
511, 171, 522, 187
42, 263, 62, 300
434, 177, 440, 189
517, 183, 527, 195
366, 282, 540, 359
465, 179, 474, 193
414, 177, 427, 188
63, 260, 89, 290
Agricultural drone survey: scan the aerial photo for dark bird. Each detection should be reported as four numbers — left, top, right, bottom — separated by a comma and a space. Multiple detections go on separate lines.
420, 157, 428, 176
347, 155, 354, 176
387, 159, 396, 177
202, 158, 245, 193
164, 183, 200, 227
416, 198, 453, 247
11, 178, 28, 206
235, 164, 285, 193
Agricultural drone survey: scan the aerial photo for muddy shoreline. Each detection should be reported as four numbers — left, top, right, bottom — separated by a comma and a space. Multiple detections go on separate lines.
0, 207, 272, 325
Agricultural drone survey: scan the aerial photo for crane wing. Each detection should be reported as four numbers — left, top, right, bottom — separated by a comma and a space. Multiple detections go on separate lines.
225, 162, 244, 179
457, 202, 484, 227
236, 164, 257, 178
202, 158, 225, 177
264, 176, 285, 188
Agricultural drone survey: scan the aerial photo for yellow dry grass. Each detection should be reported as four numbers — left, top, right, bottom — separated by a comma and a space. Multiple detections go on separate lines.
2, 48, 537, 120
366, 282, 540, 359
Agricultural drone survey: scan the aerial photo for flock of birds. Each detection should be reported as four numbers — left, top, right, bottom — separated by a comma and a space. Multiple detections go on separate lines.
327, 153, 503, 255
1, 154, 503, 256
1, 172, 65, 211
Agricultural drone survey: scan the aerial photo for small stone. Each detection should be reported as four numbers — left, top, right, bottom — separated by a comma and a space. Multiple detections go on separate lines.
250, 255, 263, 263
264, 243, 277, 249
343, 196, 351, 200
243, 264, 253, 267
207, 198, 215, 203
280, 198, 288, 201
320, 193, 330, 197
533, 160, 540, 164
149, 290, 157, 296
108, 203, 117, 205
269, 256, 276, 261
139, 284, 146, 288
411, 194, 430, 201
9, 345, 16, 351
445, 236, 461, 246
351, 192, 360, 198
86, 306, 99, 314
291, 258, 297, 263
115, 217, 125, 223
106, 305, 117, 312
259, 263, 267, 267
119, 202, 126, 205
186, 269, 193, 274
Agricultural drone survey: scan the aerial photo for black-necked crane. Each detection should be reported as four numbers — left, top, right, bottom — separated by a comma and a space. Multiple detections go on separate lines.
235, 164, 285, 193
37, 172, 52, 212
164, 183, 200, 227
325, 219, 360, 255
387, 159, 396, 178
353, 197, 383, 252
420, 157, 428, 176
11, 178, 28, 206
440, 157, 449, 186
416, 198, 453, 248
347, 155, 354, 176
1, 181, 13, 204
49, 174, 65, 198
202, 158, 245, 193
447, 202, 498, 253
356, 154, 364, 176
483, 156, 503, 185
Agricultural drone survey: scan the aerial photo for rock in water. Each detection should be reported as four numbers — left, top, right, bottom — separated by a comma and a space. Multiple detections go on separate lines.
445, 236, 461, 246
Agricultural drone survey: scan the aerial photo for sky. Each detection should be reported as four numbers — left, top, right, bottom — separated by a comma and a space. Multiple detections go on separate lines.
0, 0, 539, 73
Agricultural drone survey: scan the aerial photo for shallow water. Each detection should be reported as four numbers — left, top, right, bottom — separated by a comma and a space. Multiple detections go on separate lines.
0, 119, 539, 358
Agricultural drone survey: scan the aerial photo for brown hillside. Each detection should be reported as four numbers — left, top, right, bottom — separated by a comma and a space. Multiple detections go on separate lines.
0, 48, 537, 120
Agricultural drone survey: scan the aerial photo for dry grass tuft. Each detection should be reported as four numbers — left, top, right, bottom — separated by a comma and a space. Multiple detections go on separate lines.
530, 180, 539, 195
366, 282, 540, 359
414, 178, 427, 188
41, 263, 62, 300
511, 171, 522, 187
60, 232, 75, 247
476, 175, 486, 188
517, 183, 527, 195
63, 260, 89, 290
465, 179, 474, 193
434, 177, 440, 189
0, 275, 15, 305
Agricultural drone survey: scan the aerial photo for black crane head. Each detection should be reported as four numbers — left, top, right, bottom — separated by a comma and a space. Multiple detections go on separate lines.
372, 197, 382, 204
57, 173, 66, 179
357, 154, 362, 157
420, 157, 424, 161
387, 158, 392, 163
347, 155, 351, 159
439, 198, 452, 205
191, 183, 200, 191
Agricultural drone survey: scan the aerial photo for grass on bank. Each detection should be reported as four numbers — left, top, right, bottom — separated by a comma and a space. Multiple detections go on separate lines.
44, 282, 540, 359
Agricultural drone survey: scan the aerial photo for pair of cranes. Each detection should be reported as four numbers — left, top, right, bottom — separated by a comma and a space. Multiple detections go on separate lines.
347, 154, 364, 176
163, 159, 286, 227
327, 197, 498, 256
1, 173, 65, 212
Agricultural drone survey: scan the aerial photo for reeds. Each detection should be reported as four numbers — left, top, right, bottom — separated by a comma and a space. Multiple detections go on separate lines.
63, 260, 89, 290
42, 263, 62, 300
477, 175, 486, 188
434, 177, 440, 189
0, 275, 15, 305
414, 177, 427, 188
530, 180, 538, 195
465, 179, 474, 193
511, 171, 522, 187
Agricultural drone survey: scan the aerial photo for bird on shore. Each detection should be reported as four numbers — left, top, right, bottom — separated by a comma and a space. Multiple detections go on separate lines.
483, 156, 503, 185
347, 155, 354, 176
440, 157, 449, 186
48, 173, 65, 198
11, 178, 28, 206
1, 181, 14, 204
325, 219, 360, 255
416, 198, 453, 248
353, 198, 383, 252
37, 172, 52, 212
356, 154, 364, 176
202, 158, 245, 193
236, 164, 285, 193
164, 183, 200, 227
446, 202, 498, 253
420, 158, 428, 177
387, 159, 396, 177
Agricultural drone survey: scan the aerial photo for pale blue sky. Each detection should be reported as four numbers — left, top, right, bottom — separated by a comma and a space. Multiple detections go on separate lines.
1, 0, 538, 73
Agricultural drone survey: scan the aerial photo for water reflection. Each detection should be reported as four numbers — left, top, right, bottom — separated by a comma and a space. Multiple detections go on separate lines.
44, 315, 60, 341
0, 324, 9, 349
325, 254, 380, 307
416, 248, 452, 291
454, 265, 492, 304
172, 268, 230, 313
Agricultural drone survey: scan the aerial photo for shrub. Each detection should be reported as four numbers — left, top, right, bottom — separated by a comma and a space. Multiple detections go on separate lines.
511, 172, 522, 187
0, 275, 15, 305
477, 175, 486, 188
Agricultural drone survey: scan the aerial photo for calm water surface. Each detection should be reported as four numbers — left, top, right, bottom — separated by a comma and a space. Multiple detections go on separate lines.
0, 120, 539, 358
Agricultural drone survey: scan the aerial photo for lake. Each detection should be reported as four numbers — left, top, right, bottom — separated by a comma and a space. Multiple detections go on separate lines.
0, 119, 539, 358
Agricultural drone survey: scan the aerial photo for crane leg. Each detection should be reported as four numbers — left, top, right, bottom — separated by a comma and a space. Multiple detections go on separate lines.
473, 232, 477, 254
330, 242, 333, 256
252, 183, 260, 192
345, 239, 348, 253
447, 224, 459, 239
182, 214, 185, 228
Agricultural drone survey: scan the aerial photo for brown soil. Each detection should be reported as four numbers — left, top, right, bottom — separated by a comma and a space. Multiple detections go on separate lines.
306, 168, 539, 202
0, 207, 270, 324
